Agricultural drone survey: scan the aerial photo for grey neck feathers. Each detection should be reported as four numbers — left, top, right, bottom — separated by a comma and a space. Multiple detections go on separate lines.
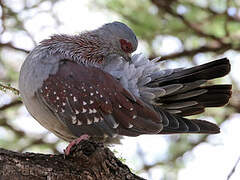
40, 32, 111, 66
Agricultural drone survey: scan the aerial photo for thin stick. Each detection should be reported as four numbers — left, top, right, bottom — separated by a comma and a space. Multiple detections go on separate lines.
0, 83, 20, 95
227, 157, 240, 180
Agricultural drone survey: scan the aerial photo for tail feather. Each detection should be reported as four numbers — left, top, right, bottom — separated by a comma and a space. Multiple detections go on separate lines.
149, 58, 230, 87
191, 85, 232, 107
158, 84, 232, 116
167, 104, 205, 117
149, 58, 231, 134
159, 119, 220, 134
159, 113, 220, 134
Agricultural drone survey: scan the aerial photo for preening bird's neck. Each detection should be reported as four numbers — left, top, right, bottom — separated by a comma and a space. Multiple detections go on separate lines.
40, 32, 111, 65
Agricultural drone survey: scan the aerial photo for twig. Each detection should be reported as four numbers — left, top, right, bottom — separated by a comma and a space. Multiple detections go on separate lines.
0, 99, 22, 111
157, 44, 232, 60
182, 1, 240, 22
224, 0, 231, 37
151, 0, 223, 44
0, 42, 30, 53
0, 82, 20, 95
0, 0, 6, 34
227, 157, 240, 180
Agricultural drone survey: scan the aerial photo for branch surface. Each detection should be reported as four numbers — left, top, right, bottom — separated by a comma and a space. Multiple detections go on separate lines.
0, 140, 144, 180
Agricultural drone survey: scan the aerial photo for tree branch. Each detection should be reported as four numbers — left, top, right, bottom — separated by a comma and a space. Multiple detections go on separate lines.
151, 43, 232, 60
151, 0, 223, 43
227, 156, 240, 180
0, 99, 22, 111
0, 140, 144, 180
0, 42, 30, 54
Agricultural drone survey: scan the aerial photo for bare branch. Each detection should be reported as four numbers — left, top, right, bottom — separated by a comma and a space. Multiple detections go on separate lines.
227, 157, 240, 180
0, 140, 144, 180
0, 99, 22, 111
224, 0, 231, 37
0, 42, 30, 53
182, 1, 240, 22
151, 0, 223, 43
0, 82, 20, 95
151, 43, 232, 60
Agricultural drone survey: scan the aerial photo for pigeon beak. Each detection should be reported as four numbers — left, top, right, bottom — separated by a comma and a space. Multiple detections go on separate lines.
124, 53, 132, 61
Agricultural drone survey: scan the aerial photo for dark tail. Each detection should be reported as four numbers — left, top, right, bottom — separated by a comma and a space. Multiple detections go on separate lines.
157, 110, 220, 134
149, 58, 231, 134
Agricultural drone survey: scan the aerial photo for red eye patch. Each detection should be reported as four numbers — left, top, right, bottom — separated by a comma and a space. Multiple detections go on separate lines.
120, 39, 133, 53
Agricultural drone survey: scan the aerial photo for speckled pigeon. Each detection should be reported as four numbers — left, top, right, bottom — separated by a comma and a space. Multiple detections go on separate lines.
19, 22, 231, 154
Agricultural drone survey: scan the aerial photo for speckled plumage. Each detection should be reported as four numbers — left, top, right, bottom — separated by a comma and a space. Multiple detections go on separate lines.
19, 22, 231, 145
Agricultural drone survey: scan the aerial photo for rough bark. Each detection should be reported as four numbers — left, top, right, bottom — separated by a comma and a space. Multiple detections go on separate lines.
0, 140, 145, 180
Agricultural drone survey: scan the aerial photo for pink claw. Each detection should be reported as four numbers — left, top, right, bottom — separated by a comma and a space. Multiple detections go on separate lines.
64, 134, 89, 156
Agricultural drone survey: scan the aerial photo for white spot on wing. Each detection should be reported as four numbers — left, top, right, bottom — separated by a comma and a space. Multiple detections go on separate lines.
112, 133, 118, 138
82, 108, 87, 113
87, 119, 92, 125
83, 101, 87, 105
90, 93, 94, 96
132, 115, 137, 119
75, 110, 79, 114
89, 109, 97, 114
90, 100, 94, 104
73, 97, 77, 102
94, 117, 99, 123
113, 122, 119, 129
72, 115, 77, 124
128, 124, 133, 128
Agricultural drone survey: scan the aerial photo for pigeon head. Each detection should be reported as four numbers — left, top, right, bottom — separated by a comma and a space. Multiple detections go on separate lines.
39, 22, 138, 64
97, 21, 138, 61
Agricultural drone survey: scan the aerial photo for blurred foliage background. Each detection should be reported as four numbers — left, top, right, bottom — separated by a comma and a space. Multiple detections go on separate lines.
1, 0, 240, 179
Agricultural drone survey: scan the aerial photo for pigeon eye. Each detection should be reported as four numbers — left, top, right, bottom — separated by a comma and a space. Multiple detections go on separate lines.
120, 39, 133, 53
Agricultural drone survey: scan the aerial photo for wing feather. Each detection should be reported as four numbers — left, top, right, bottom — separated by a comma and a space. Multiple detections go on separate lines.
36, 60, 163, 138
